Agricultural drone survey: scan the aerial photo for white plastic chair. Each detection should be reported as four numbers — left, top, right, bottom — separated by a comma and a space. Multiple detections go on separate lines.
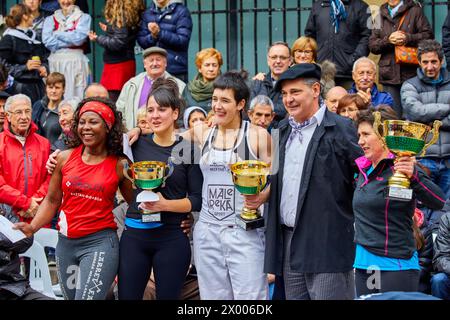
33, 228, 63, 298
20, 240, 57, 299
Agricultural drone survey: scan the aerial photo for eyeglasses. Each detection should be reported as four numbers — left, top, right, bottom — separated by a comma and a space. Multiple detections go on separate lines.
9, 109, 32, 116
268, 55, 290, 61
294, 50, 314, 55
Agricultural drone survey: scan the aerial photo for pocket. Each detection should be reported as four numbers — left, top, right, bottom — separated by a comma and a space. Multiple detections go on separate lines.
378, 59, 393, 80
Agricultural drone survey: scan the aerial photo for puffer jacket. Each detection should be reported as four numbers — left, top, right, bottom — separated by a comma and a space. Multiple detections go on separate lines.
401, 67, 450, 158
369, 0, 433, 85
137, 0, 192, 76
0, 121, 51, 221
433, 212, 450, 276
0, 232, 33, 298
96, 24, 137, 64
304, 0, 371, 79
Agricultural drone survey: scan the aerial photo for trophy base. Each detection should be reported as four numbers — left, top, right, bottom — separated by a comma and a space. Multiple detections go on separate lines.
235, 214, 265, 231
384, 186, 413, 201
141, 212, 161, 223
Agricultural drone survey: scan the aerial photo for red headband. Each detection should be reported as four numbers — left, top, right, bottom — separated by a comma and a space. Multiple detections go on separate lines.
79, 101, 115, 130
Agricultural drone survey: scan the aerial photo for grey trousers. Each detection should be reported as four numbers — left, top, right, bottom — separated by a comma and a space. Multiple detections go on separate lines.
56, 229, 119, 300
282, 228, 355, 300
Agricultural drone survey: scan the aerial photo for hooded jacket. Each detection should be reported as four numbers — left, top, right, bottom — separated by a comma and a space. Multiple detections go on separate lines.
137, 0, 193, 76
0, 121, 51, 220
401, 67, 450, 158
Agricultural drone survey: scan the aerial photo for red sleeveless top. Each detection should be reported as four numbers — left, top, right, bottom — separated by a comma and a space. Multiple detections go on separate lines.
59, 145, 119, 238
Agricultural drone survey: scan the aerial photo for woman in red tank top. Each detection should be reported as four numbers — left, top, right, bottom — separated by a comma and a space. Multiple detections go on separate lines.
15, 97, 133, 300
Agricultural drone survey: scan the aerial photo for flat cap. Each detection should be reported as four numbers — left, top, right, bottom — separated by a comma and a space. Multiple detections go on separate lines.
142, 46, 168, 59
274, 63, 322, 92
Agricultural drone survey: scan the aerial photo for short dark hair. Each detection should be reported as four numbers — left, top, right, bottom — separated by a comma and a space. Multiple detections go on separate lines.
356, 105, 398, 127
213, 71, 250, 107
418, 39, 444, 62
268, 41, 290, 52
147, 78, 185, 122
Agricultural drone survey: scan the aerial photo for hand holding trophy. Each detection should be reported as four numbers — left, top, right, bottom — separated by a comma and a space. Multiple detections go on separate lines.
231, 160, 270, 230
373, 111, 441, 201
122, 158, 174, 222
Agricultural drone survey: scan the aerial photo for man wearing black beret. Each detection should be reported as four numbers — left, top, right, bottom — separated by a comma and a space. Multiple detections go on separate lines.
249, 63, 363, 299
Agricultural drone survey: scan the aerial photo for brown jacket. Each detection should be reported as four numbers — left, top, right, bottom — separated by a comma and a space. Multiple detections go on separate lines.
369, 0, 433, 85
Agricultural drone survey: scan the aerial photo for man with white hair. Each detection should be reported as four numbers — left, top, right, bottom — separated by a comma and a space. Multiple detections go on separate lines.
348, 57, 394, 108
0, 94, 50, 222
116, 46, 186, 130
247, 95, 276, 130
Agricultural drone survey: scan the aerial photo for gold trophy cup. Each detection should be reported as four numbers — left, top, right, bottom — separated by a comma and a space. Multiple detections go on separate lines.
231, 160, 270, 230
373, 111, 441, 201
123, 159, 174, 222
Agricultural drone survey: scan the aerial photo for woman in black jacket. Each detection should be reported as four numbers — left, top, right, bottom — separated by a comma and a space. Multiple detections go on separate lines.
88, 0, 145, 102
353, 106, 445, 296
0, 4, 49, 104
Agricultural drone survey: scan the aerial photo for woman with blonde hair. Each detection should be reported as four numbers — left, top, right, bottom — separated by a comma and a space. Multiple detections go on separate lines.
291, 36, 336, 96
88, 0, 145, 102
182, 48, 223, 116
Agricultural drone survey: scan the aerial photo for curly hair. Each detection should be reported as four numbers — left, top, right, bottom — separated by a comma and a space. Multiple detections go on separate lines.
67, 97, 124, 157
103, 0, 145, 29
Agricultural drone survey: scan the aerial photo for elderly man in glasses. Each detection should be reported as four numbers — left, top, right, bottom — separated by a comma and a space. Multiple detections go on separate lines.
0, 94, 50, 223
250, 41, 292, 127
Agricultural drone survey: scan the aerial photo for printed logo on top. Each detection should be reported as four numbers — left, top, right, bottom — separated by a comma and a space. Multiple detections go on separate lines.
207, 183, 235, 221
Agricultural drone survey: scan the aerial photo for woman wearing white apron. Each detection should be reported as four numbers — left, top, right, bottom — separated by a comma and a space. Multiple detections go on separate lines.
42, 0, 91, 100
188, 72, 272, 299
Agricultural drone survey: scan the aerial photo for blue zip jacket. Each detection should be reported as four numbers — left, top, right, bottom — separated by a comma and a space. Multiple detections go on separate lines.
348, 83, 394, 108
137, 0, 192, 76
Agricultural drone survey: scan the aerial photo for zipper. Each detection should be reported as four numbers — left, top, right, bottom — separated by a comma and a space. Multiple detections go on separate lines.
28, 154, 33, 177
23, 146, 28, 195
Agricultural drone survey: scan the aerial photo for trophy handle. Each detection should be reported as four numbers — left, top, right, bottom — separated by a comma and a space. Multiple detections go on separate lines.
161, 157, 175, 188
121, 159, 136, 189
372, 111, 385, 142
421, 120, 442, 156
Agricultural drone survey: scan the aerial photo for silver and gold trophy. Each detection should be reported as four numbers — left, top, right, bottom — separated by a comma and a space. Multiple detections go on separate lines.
123, 159, 174, 222
231, 160, 270, 230
373, 111, 441, 201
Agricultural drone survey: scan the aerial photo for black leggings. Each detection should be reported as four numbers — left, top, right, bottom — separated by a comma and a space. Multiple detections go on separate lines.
118, 224, 191, 300
355, 268, 420, 297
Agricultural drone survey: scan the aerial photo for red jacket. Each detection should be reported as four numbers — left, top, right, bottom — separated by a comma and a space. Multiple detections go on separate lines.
0, 120, 51, 222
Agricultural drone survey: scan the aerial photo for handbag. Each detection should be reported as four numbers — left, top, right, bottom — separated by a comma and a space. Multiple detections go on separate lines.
394, 12, 419, 65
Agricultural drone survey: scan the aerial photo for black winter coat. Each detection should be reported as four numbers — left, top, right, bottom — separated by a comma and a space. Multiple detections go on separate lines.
0, 232, 33, 298
0, 31, 49, 103
250, 72, 287, 125
443, 11, 450, 72
304, 0, 371, 80
96, 24, 137, 64
264, 109, 363, 274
